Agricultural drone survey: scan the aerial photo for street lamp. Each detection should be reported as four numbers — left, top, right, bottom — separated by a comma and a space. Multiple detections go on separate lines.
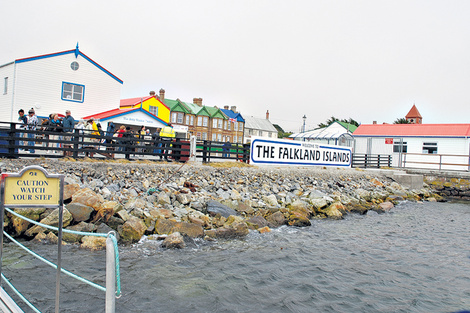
302, 115, 307, 133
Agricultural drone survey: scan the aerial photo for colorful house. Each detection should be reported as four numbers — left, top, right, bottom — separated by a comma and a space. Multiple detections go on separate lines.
406, 104, 423, 124
119, 93, 170, 124
0, 44, 122, 122
220, 106, 245, 144
353, 123, 470, 171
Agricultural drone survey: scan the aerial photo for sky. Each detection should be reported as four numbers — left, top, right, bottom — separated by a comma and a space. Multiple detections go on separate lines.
2, 0, 470, 132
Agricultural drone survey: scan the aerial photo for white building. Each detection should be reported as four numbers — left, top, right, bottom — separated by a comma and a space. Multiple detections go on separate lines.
289, 121, 356, 147
353, 123, 470, 171
0, 45, 123, 122
243, 111, 278, 143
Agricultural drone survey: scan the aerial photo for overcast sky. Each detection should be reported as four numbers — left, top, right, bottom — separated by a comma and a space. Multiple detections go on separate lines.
2, 0, 469, 132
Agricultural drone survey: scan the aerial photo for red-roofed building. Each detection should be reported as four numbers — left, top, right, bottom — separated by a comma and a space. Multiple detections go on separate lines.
353, 124, 470, 170
405, 104, 423, 124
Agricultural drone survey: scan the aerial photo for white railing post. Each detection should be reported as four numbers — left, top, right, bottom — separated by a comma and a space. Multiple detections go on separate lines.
105, 235, 116, 313
189, 136, 197, 162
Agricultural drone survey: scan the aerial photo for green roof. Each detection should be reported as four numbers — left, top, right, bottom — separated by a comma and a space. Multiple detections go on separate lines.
205, 106, 226, 118
337, 121, 358, 132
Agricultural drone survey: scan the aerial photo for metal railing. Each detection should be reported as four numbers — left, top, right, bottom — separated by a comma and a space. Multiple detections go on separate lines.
401, 152, 470, 171
0, 208, 120, 313
352, 153, 392, 168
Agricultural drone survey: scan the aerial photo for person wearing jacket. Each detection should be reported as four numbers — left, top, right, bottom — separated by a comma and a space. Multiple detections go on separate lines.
159, 124, 175, 161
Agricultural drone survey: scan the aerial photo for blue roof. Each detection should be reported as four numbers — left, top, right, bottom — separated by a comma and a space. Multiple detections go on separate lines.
220, 108, 245, 122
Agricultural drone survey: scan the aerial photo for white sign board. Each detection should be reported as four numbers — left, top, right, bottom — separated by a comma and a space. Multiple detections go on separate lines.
250, 137, 352, 167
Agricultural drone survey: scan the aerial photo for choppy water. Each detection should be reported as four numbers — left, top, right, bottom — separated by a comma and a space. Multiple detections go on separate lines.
3, 201, 470, 313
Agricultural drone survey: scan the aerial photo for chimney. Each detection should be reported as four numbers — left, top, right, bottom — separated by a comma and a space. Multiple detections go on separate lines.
193, 98, 203, 107
224, 105, 229, 110
373, 121, 377, 124
266, 110, 270, 120
230, 106, 237, 113
149, 90, 156, 96
159, 88, 165, 100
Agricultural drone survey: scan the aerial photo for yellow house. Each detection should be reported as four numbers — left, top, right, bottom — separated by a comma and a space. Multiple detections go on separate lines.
120, 94, 170, 124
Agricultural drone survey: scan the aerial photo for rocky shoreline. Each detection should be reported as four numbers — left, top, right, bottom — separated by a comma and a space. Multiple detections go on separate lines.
1, 159, 444, 250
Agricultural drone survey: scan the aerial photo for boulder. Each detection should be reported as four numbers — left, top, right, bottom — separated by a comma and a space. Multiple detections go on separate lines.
378, 201, 394, 212
25, 208, 73, 237
266, 211, 287, 228
246, 216, 268, 230
63, 222, 97, 242
176, 193, 191, 205
310, 198, 328, 210
154, 219, 204, 238
258, 226, 271, 234
204, 221, 249, 239
320, 202, 344, 220
118, 216, 147, 243
206, 200, 239, 218
64, 183, 81, 201
80, 236, 107, 250
236, 202, 255, 215
71, 188, 104, 209
288, 215, 311, 227
66, 203, 94, 222
10, 207, 46, 236
262, 194, 278, 207
161, 232, 185, 249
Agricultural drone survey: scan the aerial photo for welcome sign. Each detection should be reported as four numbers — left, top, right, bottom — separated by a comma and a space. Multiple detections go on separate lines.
250, 137, 352, 167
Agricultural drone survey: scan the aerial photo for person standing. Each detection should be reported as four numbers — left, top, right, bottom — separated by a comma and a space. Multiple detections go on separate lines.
17, 109, 27, 150
63, 110, 75, 136
159, 124, 175, 161
26, 108, 38, 153
49, 114, 63, 152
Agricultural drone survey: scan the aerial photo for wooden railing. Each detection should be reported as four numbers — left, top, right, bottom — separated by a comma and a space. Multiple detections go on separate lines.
352, 153, 392, 168
401, 152, 470, 171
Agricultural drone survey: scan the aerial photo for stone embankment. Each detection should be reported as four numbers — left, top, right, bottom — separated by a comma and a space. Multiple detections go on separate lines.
1, 159, 442, 250
425, 176, 470, 201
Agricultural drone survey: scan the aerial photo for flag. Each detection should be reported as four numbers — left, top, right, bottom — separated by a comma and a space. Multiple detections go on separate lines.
229, 118, 236, 123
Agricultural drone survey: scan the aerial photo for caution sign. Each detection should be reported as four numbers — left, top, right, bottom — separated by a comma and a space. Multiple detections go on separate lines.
1, 166, 62, 206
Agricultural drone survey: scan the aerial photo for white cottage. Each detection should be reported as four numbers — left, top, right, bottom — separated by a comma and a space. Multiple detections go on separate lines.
243, 111, 278, 143
0, 45, 123, 122
353, 124, 470, 171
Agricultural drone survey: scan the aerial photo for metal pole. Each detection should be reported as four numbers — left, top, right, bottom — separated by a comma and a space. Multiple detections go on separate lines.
106, 235, 116, 313
189, 136, 197, 162
55, 175, 64, 313
0, 180, 5, 286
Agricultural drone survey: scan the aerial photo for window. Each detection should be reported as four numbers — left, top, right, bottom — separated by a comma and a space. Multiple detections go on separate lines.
423, 142, 437, 154
149, 106, 158, 116
227, 122, 231, 130
197, 116, 202, 126
212, 133, 217, 141
3, 77, 7, 94
234, 122, 238, 131
239, 122, 243, 131
70, 61, 79, 71
62, 82, 84, 102
224, 121, 227, 130
217, 134, 222, 142
233, 135, 237, 143
186, 115, 190, 125
213, 119, 218, 128
218, 119, 223, 129
202, 132, 207, 140
226, 136, 230, 142
259, 130, 263, 136
268, 132, 272, 138
190, 116, 194, 125
203, 117, 208, 127
171, 113, 177, 123
249, 129, 253, 135
177, 113, 184, 124
393, 141, 407, 153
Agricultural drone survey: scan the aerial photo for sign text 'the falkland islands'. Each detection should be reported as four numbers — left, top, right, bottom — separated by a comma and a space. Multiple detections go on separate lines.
250, 138, 352, 167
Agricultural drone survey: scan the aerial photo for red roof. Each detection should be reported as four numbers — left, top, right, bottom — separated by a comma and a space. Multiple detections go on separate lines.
353, 124, 470, 137
120, 96, 153, 107
82, 107, 135, 120
405, 104, 422, 119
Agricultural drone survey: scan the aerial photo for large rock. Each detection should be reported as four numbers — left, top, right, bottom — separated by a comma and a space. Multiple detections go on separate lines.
25, 208, 73, 237
206, 200, 239, 218
66, 203, 94, 222
378, 201, 394, 212
63, 222, 97, 242
204, 221, 249, 239
288, 215, 311, 227
154, 219, 204, 238
161, 232, 185, 249
246, 216, 268, 230
262, 194, 279, 207
118, 216, 147, 242
10, 207, 46, 236
176, 193, 191, 205
266, 211, 287, 228
80, 236, 107, 250
64, 183, 81, 201
310, 198, 328, 210
320, 202, 344, 220
71, 188, 104, 209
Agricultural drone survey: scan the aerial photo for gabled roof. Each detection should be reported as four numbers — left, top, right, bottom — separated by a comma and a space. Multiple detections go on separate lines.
336, 121, 358, 133
405, 104, 422, 119
164, 99, 192, 114
353, 124, 470, 138
12, 45, 123, 84
205, 106, 226, 119
120, 95, 170, 110
82, 107, 168, 125
220, 108, 245, 122
183, 102, 210, 116
244, 116, 277, 132
289, 121, 354, 139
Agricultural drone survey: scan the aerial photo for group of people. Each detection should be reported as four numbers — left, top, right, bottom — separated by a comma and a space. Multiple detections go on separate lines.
17, 108, 176, 159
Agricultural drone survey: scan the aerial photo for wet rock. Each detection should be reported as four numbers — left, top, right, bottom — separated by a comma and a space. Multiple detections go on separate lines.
161, 232, 185, 249
154, 219, 204, 238
119, 216, 147, 243
258, 226, 271, 233
378, 201, 394, 211
63, 222, 97, 242
10, 208, 46, 236
246, 216, 268, 230
80, 236, 107, 250
266, 211, 287, 228
320, 202, 344, 220
206, 200, 239, 218
25, 208, 73, 237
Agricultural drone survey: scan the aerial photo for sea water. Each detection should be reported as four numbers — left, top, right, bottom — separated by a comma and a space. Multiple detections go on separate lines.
2, 201, 470, 313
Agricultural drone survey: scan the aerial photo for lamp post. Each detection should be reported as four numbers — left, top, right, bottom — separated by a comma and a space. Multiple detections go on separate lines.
302, 115, 307, 141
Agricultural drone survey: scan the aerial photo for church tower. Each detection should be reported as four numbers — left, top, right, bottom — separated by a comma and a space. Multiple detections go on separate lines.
405, 104, 422, 124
